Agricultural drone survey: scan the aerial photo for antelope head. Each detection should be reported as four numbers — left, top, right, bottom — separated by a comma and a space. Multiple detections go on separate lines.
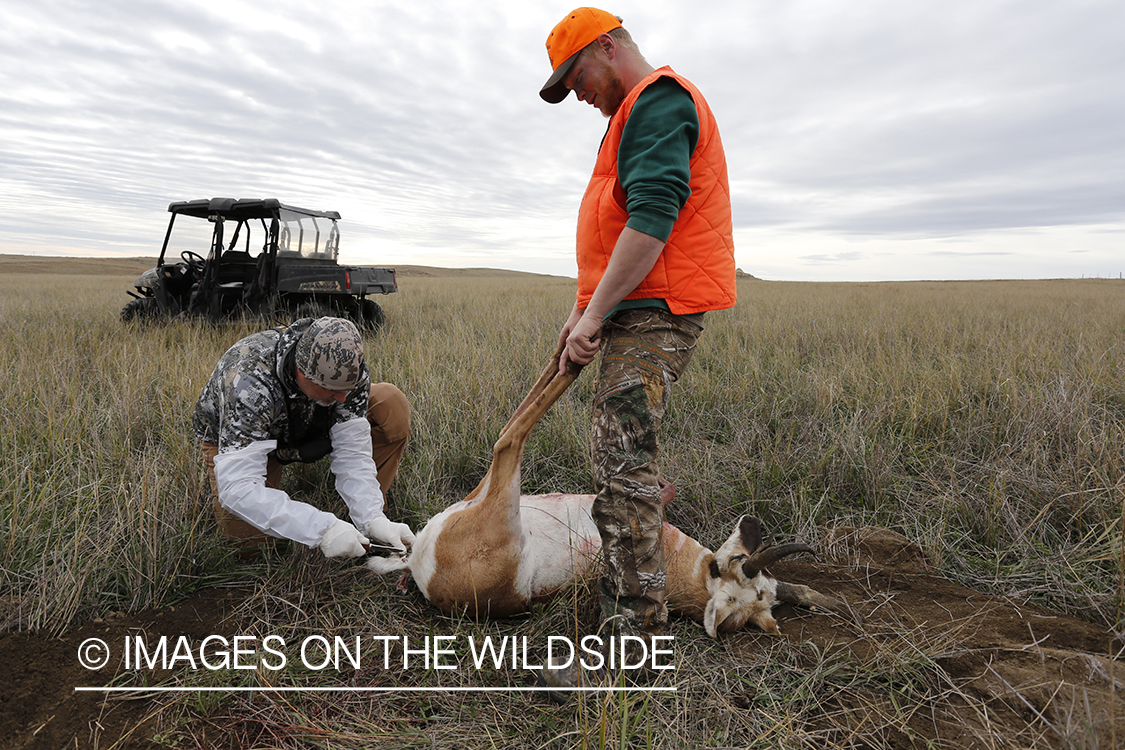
704, 515, 851, 637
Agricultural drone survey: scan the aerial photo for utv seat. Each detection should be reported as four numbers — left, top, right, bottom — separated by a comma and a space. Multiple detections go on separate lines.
215, 251, 257, 286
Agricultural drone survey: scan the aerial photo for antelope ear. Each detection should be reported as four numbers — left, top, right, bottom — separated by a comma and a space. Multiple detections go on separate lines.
741, 560, 759, 580
709, 560, 721, 578
703, 598, 719, 638
738, 515, 764, 553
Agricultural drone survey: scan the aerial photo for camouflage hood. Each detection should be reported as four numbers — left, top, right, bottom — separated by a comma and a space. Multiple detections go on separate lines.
293, 317, 364, 391
193, 317, 370, 451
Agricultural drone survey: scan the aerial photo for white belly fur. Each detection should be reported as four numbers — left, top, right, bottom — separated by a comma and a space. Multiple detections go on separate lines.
513, 493, 600, 598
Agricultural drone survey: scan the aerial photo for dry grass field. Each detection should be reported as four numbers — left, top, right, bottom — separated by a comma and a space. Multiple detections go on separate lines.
1, 257, 1123, 748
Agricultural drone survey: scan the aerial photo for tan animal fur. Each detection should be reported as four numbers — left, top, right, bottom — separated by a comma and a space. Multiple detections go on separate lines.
368, 351, 853, 635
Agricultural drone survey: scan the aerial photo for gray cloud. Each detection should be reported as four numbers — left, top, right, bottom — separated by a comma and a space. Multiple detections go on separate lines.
0, 0, 1122, 280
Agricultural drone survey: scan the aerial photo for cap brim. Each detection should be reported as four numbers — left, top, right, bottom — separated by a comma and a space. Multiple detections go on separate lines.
539, 50, 580, 103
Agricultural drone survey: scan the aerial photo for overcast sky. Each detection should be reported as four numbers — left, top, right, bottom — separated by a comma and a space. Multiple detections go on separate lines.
1, 0, 1122, 281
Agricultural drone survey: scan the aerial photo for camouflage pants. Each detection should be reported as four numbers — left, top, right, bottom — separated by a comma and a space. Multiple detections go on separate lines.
590, 308, 702, 636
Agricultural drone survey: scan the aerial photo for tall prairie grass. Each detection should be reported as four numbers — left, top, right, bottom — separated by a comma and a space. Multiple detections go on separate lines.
665, 280, 1125, 625
1, 271, 1123, 747
2, 274, 1122, 630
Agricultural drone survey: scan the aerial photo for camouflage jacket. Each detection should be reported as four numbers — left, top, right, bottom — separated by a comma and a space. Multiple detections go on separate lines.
193, 318, 371, 460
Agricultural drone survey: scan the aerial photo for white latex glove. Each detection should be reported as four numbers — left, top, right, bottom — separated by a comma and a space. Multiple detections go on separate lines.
366, 516, 416, 552
318, 519, 370, 559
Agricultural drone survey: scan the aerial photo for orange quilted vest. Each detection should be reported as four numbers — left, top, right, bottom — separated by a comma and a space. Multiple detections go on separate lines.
576, 66, 736, 315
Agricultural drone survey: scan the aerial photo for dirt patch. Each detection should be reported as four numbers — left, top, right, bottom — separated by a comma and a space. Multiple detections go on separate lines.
3, 530, 1121, 748
761, 526, 1125, 747
1, 587, 248, 750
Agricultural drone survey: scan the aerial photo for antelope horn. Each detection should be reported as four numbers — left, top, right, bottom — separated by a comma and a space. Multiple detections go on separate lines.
742, 542, 816, 577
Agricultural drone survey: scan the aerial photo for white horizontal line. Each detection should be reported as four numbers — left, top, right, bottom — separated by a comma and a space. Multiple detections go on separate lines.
76, 686, 678, 694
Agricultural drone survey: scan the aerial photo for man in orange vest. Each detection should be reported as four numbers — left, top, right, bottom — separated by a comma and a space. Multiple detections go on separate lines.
540, 7, 737, 682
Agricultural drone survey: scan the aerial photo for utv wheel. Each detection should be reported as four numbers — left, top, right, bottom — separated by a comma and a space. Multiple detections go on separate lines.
121, 297, 159, 322
360, 299, 386, 331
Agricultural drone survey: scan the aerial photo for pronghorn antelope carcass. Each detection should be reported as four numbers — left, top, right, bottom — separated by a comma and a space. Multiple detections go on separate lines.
367, 351, 853, 636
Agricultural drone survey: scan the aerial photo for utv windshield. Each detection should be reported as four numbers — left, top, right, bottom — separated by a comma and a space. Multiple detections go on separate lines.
163, 214, 222, 263
277, 209, 341, 261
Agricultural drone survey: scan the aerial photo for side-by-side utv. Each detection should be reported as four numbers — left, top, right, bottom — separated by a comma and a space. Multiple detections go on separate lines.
122, 198, 396, 329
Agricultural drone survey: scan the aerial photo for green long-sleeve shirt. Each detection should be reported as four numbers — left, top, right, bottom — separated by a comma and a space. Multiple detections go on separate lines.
618, 77, 700, 243
608, 76, 701, 318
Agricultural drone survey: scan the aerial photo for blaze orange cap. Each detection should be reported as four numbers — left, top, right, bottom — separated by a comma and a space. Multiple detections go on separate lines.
540, 7, 622, 103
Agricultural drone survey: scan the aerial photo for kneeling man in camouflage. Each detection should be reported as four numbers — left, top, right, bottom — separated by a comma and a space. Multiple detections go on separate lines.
195, 316, 415, 558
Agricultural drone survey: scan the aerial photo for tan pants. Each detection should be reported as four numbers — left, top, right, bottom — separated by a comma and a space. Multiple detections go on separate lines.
202, 382, 411, 549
